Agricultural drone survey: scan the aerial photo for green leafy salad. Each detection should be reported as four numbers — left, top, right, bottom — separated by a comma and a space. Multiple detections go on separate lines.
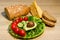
8, 16, 45, 39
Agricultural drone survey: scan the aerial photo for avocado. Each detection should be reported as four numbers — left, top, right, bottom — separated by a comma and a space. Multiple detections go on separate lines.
23, 21, 37, 31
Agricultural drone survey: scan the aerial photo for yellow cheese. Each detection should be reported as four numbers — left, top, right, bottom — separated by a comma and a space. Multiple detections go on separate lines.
30, 0, 43, 18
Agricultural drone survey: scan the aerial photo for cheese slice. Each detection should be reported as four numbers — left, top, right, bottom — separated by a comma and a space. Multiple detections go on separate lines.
30, 0, 43, 18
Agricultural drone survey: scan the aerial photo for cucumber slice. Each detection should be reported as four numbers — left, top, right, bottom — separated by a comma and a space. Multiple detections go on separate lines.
17, 22, 23, 27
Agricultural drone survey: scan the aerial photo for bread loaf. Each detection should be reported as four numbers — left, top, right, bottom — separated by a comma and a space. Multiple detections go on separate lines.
42, 18, 55, 27
5, 5, 30, 20
42, 11, 57, 27
42, 11, 56, 23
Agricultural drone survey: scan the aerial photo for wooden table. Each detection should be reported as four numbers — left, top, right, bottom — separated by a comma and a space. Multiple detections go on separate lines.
0, 0, 60, 40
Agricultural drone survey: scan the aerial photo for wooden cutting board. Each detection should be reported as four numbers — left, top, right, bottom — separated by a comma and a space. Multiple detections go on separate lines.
0, 0, 60, 40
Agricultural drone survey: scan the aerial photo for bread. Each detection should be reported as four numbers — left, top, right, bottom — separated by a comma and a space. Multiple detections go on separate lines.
5, 5, 30, 20
42, 18, 55, 27
42, 11, 56, 23
30, 0, 43, 18
42, 11, 57, 27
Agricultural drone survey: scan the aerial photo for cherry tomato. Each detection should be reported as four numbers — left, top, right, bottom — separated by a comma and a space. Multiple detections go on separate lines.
11, 21, 18, 30
12, 21, 17, 25
19, 30, 26, 37
23, 16, 28, 21
19, 17, 23, 22
14, 27, 20, 34
11, 23, 17, 31
15, 18, 20, 23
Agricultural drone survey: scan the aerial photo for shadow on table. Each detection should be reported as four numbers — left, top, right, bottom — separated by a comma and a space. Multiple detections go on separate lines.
1, 12, 10, 20
17, 38, 32, 40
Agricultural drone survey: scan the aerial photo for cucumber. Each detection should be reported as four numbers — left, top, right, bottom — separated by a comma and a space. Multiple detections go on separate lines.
17, 22, 23, 27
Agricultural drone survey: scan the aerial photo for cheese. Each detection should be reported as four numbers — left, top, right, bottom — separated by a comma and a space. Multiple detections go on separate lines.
30, 0, 43, 18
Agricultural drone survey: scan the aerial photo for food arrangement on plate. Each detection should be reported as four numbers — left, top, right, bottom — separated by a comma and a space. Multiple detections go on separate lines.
8, 16, 45, 38
4, 0, 57, 39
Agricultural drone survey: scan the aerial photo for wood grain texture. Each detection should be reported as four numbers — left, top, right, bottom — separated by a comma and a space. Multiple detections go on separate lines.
0, 0, 60, 40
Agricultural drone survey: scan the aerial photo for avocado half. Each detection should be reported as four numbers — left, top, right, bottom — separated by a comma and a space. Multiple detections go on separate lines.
8, 16, 45, 39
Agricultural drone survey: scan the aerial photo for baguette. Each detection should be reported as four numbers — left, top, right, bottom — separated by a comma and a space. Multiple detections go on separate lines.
5, 5, 30, 20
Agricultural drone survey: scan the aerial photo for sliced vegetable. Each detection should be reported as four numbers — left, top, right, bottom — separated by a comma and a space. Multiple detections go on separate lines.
23, 22, 37, 31
15, 18, 20, 23
11, 23, 17, 31
19, 17, 23, 22
19, 30, 26, 37
23, 16, 28, 21
18, 22, 23, 27
12, 21, 17, 25
14, 27, 20, 34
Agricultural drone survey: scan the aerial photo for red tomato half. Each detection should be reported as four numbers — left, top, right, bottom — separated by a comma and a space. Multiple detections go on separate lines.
23, 16, 28, 21
15, 18, 20, 23
12, 21, 17, 25
14, 27, 20, 34
19, 30, 26, 37
11, 24, 17, 31
19, 17, 23, 22
11, 21, 18, 31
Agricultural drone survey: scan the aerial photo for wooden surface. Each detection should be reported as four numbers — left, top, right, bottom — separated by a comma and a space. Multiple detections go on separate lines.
0, 0, 60, 40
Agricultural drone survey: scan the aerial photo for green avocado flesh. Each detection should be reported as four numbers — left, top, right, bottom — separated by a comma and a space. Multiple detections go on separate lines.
22, 21, 37, 31
8, 16, 45, 39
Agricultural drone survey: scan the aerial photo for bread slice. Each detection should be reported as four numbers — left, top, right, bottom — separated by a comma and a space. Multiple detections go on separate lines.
42, 18, 55, 27
30, 0, 43, 18
42, 11, 56, 23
